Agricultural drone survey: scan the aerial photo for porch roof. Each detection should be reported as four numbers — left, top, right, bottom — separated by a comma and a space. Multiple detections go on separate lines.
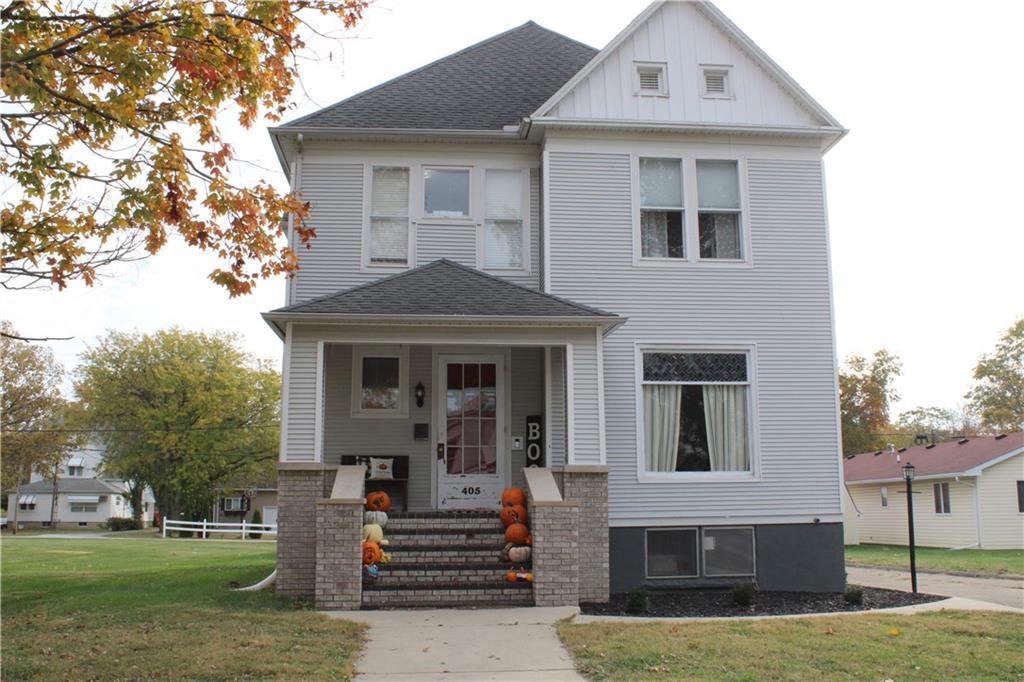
263, 259, 624, 335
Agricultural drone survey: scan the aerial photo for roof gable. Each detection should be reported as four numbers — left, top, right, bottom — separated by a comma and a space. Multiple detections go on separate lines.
282, 22, 596, 131
844, 433, 1024, 483
533, 1, 841, 130
267, 259, 619, 320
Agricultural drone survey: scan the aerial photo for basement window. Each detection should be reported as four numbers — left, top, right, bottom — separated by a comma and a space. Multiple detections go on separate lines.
646, 528, 698, 578
701, 65, 732, 99
635, 62, 668, 96
702, 527, 755, 577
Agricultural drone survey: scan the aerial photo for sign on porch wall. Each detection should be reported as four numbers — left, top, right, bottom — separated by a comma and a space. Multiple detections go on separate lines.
526, 415, 544, 468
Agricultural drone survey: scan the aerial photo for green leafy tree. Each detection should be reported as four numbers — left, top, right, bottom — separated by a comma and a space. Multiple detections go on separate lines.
893, 405, 976, 447
966, 318, 1024, 433
1, 320, 78, 531
75, 328, 279, 520
838, 350, 902, 455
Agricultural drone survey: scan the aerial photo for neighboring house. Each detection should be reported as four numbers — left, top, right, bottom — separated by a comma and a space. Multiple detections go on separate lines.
266, 1, 849, 609
213, 486, 278, 527
8, 477, 155, 530
29, 443, 105, 482
844, 433, 1024, 550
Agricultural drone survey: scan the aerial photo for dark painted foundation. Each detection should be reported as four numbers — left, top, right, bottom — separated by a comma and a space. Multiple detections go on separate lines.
609, 522, 846, 594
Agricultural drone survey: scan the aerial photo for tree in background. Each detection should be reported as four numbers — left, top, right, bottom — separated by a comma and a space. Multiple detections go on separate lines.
893, 405, 978, 446
1, 321, 79, 531
75, 328, 279, 521
838, 350, 902, 455
2, 1, 365, 296
966, 318, 1024, 433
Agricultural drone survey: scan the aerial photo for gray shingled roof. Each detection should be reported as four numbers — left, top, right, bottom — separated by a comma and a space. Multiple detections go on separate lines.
281, 22, 596, 131
17, 478, 127, 495
269, 259, 618, 319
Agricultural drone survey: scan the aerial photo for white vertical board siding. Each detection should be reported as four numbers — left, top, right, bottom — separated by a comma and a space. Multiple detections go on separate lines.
546, 146, 842, 523
978, 454, 1024, 549
547, 2, 821, 128
293, 163, 364, 303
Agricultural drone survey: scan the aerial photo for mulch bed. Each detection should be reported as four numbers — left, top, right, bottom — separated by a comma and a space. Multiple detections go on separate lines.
580, 585, 943, 618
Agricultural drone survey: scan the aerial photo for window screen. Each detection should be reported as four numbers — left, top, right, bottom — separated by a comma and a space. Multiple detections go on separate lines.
639, 158, 684, 259
696, 160, 741, 259
702, 527, 755, 576
646, 528, 699, 577
369, 167, 409, 264
484, 169, 523, 268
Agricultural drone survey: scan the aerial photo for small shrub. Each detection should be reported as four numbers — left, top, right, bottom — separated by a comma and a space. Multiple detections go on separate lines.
625, 587, 649, 614
732, 583, 756, 607
249, 509, 263, 540
843, 587, 864, 605
107, 517, 143, 532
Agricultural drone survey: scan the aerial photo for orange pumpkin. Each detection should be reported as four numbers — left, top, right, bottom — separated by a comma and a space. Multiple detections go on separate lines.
505, 571, 517, 583
526, 534, 533, 546
501, 487, 526, 508
365, 491, 391, 512
505, 522, 530, 545
500, 504, 528, 527
362, 541, 382, 566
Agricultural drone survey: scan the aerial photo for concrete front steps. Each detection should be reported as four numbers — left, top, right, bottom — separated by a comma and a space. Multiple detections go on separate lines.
363, 511, 533, 608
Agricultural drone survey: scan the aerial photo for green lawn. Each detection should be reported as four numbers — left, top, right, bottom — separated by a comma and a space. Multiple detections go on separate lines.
846, 543, 1024, 576
558, 611, 1024, 681
1, 538, 365, 680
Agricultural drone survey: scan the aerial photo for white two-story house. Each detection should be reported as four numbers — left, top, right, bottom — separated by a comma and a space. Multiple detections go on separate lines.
266, 1, 847, 609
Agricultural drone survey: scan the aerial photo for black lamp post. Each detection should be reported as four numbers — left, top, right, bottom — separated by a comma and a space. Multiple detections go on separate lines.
903, 462, 918, 593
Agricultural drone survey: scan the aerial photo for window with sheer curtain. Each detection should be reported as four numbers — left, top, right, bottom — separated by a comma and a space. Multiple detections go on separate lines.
484, 169, 524, 269
369, 167, 409, 265
639, 158, 684, 259
641, 350, 751, 473
696, 160, 742, 260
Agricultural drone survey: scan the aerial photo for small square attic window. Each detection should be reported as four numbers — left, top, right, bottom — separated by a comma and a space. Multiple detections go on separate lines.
702, 66, 732, 99
636, 62, 667, 96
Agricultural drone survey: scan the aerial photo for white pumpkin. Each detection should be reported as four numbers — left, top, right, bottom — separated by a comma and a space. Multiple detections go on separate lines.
362, 523, 384, 543
364, 511, 388, 527
509, 546, 531, 563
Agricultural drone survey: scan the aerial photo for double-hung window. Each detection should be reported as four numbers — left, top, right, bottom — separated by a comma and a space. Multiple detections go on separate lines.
369, 167, 410, 265
697, 160, 742, 259
70, 503, 98, 513
641, 350, 752, 474
483, 169, 524, 269
639, 158, 685, 259
933, 482, 951, 514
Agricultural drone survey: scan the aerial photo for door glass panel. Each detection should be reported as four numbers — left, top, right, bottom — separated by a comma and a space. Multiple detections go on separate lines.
463, 447, 481, 474
446, 363, 462, 417
446, 447, 462, 475
481, 446, 497, 473
481, 364, 497, 417
444, 361, 498, 476
463, 364, 480, 417
463, 419, 480, 447
446, 418, 462, 447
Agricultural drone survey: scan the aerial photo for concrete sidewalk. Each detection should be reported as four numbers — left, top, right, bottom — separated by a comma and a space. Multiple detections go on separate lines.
847, 565, 1024, 609
326, 606, 583, 681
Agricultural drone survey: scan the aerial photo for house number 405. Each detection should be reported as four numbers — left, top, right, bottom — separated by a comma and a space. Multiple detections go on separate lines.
461, 487, 482, 495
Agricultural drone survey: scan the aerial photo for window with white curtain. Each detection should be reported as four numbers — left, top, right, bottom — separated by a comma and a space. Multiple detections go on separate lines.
696, 160, 742, 259
483, 169, 524, 269
641, 350, 751, 473
369, 167, 410, 265
639, 158, 684, 259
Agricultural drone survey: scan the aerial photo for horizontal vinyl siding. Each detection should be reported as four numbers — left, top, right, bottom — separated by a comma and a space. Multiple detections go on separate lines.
849, 480, 979, 549
570, 333, 602, 465
549, 347, 567, 467
546, 150, 842, 521
284, 329, 318, 462
510, 347, 545, 489
417, 224, 476, 268
978, 455, 1024, 549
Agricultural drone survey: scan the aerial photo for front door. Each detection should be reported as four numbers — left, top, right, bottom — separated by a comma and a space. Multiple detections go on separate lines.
436, 355, 505, 510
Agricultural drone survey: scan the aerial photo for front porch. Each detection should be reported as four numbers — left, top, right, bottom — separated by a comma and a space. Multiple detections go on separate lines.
265, 259, 621, 608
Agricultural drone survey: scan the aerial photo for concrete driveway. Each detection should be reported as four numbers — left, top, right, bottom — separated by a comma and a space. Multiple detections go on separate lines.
326, 606, 583, 681
847, 565, 1024, 609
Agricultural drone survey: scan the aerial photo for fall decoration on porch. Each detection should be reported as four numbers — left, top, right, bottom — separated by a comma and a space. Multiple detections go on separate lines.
500, 504, 528, 527
364, 510, 388, 527
505, 522, 530, 545
501, 487, 526, 508
362, 523, 384, 543
505, 569, 533, 583
365, 491, 392, 512
508, 546, 531, 563
362, 540, 382, 566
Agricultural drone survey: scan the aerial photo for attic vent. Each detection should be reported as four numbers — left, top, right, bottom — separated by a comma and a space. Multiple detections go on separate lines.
702, 65, 732, 99
635, 63, 667, 96
926, 444, 936, 449
897, 447, 907, 453
958, 438, 970, 445
994, 434, 1007, 440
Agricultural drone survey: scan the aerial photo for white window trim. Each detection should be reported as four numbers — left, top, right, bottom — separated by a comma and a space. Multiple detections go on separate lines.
631, 155, 752, 269
223, 497, 243, 511
934, 482, 952, 514
351, 344, 410, 419
477, 167, 531, 275
644, 527, 699, 579
362, 164, 415, 272
420, 165, 474, 223
634, 61, 669, 97
701, 526, 756, 578
634, 342, 761, 483
700, 64, 733, 100
880, 486, 889, 508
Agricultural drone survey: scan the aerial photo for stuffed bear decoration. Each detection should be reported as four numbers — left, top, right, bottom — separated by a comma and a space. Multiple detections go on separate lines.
362, 523, 384, 543
362, 540, 382, 566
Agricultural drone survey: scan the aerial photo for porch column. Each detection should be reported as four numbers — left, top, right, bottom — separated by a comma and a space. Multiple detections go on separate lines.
277, 464, 326, 599
524, 467, 579, 607
314, 466, 365, 610
561, 466, 609, 603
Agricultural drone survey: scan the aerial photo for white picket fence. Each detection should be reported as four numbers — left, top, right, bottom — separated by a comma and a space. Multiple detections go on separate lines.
162, 518, 277, 539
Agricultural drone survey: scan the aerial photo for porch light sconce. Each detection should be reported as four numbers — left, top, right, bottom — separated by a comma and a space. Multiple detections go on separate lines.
415, 381, 425, 408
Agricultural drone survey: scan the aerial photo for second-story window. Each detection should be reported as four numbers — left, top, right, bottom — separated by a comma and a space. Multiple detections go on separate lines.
424, 167, 470, 219
369, 166, 410, 265
483, 169, 524, 269
639, 158, 684, 259
68, 465, 84, 477
697, 160, 742, 260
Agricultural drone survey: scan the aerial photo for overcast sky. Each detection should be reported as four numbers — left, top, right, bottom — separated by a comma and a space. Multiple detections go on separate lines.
4, 0, 1022, 416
